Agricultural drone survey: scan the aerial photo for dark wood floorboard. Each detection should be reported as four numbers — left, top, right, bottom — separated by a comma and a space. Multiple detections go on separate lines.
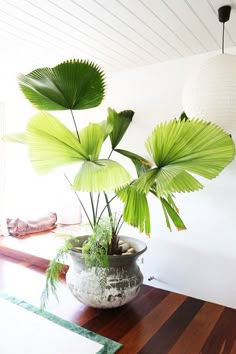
168, 302, 224, 354
200, 307, 236, 354
0, 253, 235, 354
138, 297, 204, 354
84, 287, 169, 341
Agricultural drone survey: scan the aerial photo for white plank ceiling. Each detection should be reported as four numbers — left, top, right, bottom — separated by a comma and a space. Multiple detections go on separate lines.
0, 0, 236, 72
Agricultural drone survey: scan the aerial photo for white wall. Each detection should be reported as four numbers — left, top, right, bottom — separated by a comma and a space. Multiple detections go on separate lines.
104, 48, 236, 309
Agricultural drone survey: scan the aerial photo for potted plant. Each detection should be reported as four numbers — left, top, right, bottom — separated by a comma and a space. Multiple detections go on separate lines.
5, 59, 235, 309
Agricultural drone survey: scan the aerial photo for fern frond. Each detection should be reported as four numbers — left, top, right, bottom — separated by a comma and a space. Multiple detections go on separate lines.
40, 240, 74, 309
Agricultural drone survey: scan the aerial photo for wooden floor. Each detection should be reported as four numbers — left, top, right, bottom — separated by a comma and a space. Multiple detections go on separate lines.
0, 253, 235, 354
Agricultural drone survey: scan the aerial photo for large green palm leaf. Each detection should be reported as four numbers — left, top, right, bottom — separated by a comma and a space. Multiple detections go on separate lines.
118, 118, 235, 233
107, 108, 134, 149
146, 118, 235, 178
25, 112, 131, 191
26, 112, 87, 174
18, 60, 106, 110
79, 123, 105, 161
117, 185, 150, 235
135, 166, 203, 197
144, 118, 235, 196
26, 112, 109, 172
73, 160, 131, 192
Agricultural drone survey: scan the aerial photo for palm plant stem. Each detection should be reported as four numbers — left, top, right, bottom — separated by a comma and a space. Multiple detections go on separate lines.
90, 192, 96, 226
63, 173, 94, 230
95, 193, 101, 220
104, 192, 115, 234
116, 221, 124, 235
114, 214, 123, 234
70, 109, 80, 142
108, 150, 113, 159
97, 195, 117, 225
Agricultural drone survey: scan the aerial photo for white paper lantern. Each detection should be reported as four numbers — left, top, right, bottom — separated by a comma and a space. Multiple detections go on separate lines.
182, 54, 236, 132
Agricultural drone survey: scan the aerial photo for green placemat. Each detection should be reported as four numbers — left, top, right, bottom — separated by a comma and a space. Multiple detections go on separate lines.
0, 292, 122, 354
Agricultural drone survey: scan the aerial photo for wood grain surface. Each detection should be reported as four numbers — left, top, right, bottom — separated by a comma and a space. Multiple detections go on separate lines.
0, 253, 235, 354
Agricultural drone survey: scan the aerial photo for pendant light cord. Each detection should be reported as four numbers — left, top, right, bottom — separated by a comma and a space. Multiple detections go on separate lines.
222, 22, 225, 54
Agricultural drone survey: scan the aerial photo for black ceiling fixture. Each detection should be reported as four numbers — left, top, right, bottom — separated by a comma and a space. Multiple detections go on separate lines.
218, 5, 231, 54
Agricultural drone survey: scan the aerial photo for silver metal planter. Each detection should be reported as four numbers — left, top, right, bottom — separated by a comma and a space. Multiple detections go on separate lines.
66, 236, 147, 308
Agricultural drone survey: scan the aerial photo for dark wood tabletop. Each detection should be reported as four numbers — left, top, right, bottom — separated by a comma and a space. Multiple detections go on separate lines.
0, 253, 235, 354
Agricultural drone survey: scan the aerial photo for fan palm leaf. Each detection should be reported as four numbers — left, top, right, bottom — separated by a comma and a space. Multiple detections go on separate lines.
144, 118, 235, 196
26, 112, 109, 174
79, 123, 105, 161
146, 118, 235, 178
160, 197, 186, 231
73, 160, 131, 192
18, 59, 106, 111
115, 149, 153, 177
117, 185, 150, 235
26, 112, 87, 174
107, 108, 134, 149
118, 118, 235, 233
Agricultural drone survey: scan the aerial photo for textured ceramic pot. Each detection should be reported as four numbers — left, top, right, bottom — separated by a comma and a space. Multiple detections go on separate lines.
66, 236, 147, 308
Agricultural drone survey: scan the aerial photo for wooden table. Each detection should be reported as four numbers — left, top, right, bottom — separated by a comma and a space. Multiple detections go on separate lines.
0, 253, 235, 354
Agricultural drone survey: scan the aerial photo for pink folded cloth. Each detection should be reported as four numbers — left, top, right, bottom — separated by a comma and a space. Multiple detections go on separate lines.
7, 212, 57, 237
